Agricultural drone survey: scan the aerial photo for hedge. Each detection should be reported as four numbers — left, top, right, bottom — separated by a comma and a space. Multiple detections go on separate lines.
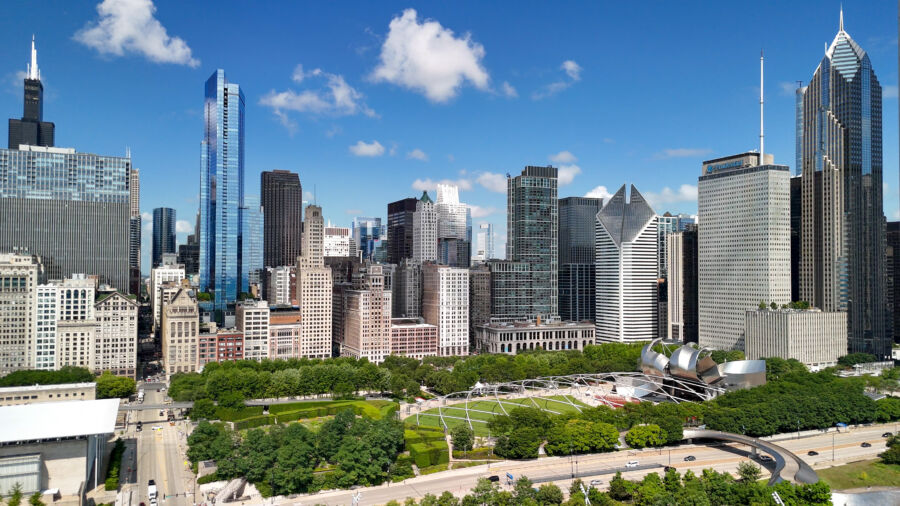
409, 440, 449, 468
197, 473, 219, 485
233, 414, 276, 430
452, 447, 495, 460
104, 440, 125, 491
215, 406, 263, 422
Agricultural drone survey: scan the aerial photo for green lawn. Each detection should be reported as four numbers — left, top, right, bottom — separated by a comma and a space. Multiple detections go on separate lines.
407, 395, 589, 436
817, 459, 900, 489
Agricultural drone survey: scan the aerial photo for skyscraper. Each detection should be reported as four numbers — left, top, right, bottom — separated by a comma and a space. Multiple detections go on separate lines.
413, 192, 438, 263
798, 12, 888, 358
888, 222, 900, 343
682, 224, 699, 343
199, 69, 245, 312
423, 264, 469, 356
559, 196, 603, 322
241, 194, 263, 292
8, 37, 54, 149
698, 152, 791, 351
473, 223, 494, 263
666, 232, 684, 340
261, 170, 302, 268
387, 197, 418, 264
436, 184, 468, 240
0, 253, 40, 374
790, 176, 802, 302
353, 217, 382, 261
152, 207, 176, 268
296, 205, 332, 358
595, 185, 658, 343
128, 168, 141, 295
507, 166, 559, 318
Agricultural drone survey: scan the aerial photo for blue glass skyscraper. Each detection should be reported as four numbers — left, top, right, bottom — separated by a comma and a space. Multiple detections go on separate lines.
200, 69, 245, 312
240, 194, 263, 291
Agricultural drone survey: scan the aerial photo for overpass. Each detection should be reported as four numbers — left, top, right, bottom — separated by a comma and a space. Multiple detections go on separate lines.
683, 429, 818, 485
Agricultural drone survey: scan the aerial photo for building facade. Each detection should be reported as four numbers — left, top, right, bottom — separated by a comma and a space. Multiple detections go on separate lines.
268, 308, 301, 359
412, 192, 438, 263
55, 276, 97, 370
473, 223, 494, 263
236, 300, 269, 361
264, 265, 296, 306
342, 264, 392, 363
324, 225, 352, 257
152, 207, 176, 269
297, 205, 332, 358
390, 318, 438, 359
128, 168, 141, 295
745, 309, 848, 370
559, 196, 603, 322
474, 321, 595, 355
352, 217, 382, 261
240, 194, 264, 292
0, 253, 39, 374
261, 170, 302, 269
666, 232, 684, 340
161, 289, 199, 377
393, 259, 422, 318
388, 197, 418, 264
150, 263, 185, 333
0, 382, 95, 407
436, 184, 468, 240
682, 224, 699, 343
422, 264, 469, 356
93, 291, 138, 377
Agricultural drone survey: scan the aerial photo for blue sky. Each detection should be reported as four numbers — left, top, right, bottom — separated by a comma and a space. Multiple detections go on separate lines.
0, 1, 897, 271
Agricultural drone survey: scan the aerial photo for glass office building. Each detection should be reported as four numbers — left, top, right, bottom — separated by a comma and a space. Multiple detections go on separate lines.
353, 217, 382, 261
152, 207, 176, 268
200, 69, 246, 312
559, 196, 603, 322
241, 194, 263, 291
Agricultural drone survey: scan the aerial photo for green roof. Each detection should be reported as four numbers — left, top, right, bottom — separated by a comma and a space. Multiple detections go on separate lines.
419, 191, 433, 203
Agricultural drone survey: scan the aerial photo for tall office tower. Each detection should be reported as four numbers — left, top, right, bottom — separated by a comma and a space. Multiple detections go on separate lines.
35, 283, 57, 370
0, 253, 39, 374
674, 214, 696, 231
129, 168, 141, 295
152, 208, 177, 268
423, 264, 469, 356
296, 205, 332, 358
666, 232, 684, 340
595, 185, 658, 343
353, 217, 382, 261
394, 259, 422, 318
559, 196, 603, 322
473, 223, 494, 263
798, 13, 888, 358
161, 289, 199, 377
888, 222, 900, 343
264, 265, 296, 306
177, 242, 200, 277
8, 37, 54, 149
240, 194, 264, 292
507, 166, 559, 318
436, 184, 468, 240
682, 224, 699, 343
469, 264, 491, 347
656, 213, 679, 336
388, 197, 418, 264
438, 238, 471, 267
790, 176, 802, 302
55, 275, 97, 370
237, 300, 270, 361
93, 291, 138, 377
324, 225, 352, 257
413, 192, 438, 262
486, 260, 540, 322
698, 153, 790, 351
261, 170, 302, 268
343, 264, 393, 363
200, 69, 245, 312
150, 260, 185, 333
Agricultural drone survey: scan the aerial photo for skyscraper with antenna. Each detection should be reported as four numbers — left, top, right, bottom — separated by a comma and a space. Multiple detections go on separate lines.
8, 36, 54, 149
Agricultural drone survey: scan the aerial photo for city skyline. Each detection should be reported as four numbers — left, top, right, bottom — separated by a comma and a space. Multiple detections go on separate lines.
0, 2, 896, 272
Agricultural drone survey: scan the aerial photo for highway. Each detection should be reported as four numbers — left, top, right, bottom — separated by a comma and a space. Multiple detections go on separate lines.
276, 423, 895, 506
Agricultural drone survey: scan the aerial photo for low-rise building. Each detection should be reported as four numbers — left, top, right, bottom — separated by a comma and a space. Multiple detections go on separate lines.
93, 291, 138, 377
0, 382, 96, 407
269, 308, 301, 359
390, 318, 438, 359
161, 289, 199, 377
474, 320, 595, 355
744, 308, 848, 370
236, 300, 269, 361
197, 325, 244, 368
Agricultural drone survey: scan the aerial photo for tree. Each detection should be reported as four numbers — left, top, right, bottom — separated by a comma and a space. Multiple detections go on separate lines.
451, 425, 474, 452
190, 398, 217, 420
633, 473, 665, 506
770, 302, 778, 310
880, 434, 900, 464
607, 472, 631, 501
513, 477, 536, 503
6, 484, 23, 506
535, 483, 564, 505
625, 424, 667, 449
94, 372, 136, 399
758, 301, 766, 310
737, 461, 761, 482
838, 353, 877, 367
28, 493, 43, 506
218, 390, 245, 409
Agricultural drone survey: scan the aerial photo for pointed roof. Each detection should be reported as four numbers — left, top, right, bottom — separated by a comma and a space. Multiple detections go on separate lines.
27, 35, 40, 81
419, 191, 433, 204
824, 8, 867, 81
596, 185, 657, 247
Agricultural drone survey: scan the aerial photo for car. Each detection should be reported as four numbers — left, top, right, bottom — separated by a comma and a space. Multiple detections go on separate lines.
883, 432, 893, 438
590, 479, 603, 486
807, 450, 819, 456
861, 442, 872, 448
487, 475, 500, 482
152, 426, 162, 431
626, 461, 639, 468
136, 422, 143, 432
159, 410, 164, 416
684, 455, 696, 462
758, 455, 773, 462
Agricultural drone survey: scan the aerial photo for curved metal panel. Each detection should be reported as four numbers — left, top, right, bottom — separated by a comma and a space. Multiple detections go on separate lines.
640, 340, 669, 377
697, 354, 723, 384
669, 345, 701, 381
719, 360, 766, 389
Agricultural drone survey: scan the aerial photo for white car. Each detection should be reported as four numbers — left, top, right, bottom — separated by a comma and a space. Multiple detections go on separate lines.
590, 479, 603, 486
625, 461, 639, 468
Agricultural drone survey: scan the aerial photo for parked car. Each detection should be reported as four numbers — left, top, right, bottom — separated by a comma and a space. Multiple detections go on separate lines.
487, 475, 500, 482
626, 461, 639, 468
861, 442, 872, 448
684, 455, 696, 462
807, 450, 819, 456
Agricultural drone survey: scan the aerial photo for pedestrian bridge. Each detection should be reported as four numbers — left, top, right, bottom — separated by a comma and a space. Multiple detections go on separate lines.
683, 429, 818, 485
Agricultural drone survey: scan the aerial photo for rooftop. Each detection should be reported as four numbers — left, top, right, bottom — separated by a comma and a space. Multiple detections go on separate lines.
0, 382, 96, 394
0, 398, 119, 444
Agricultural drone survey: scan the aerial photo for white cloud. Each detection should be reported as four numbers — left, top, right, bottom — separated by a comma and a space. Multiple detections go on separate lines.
643, 184, 698, 206
407, 148, 428, 161
389, 142, 398, 156
140, 211, 152, 221
412, 178, 472, 192
549, 150, 577, 164
779, 81, 799, 96
74, 0, 199, 67
346, 208, 363, 215
532, 60, 582, 99
476, 172, 508, 193
584, 185, 614, 201
260, 66, 376, 130
349, 140, 385, 157
467, 204, 500, 218
371, 8, 490, 103
501, 81, 518, 98
884, 85, 898, 99
557, 164, 581, 186
654, 148, 712, 159
175, 220, 193, 234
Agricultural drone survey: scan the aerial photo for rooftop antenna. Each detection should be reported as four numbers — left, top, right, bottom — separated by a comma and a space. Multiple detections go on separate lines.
839, 4, 844, 32
759, 50, 764, 164
27, 35, 39, 81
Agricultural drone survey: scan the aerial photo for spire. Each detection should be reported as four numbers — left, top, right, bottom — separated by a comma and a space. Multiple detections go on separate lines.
760, 50, 764, 164
839, 4, 844, 32
27, 35, 40, 81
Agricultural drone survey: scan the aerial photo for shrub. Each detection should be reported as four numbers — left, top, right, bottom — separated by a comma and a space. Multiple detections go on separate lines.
197, 473, 219, 485
104, 440, 125, 490
233, 415, 276, 430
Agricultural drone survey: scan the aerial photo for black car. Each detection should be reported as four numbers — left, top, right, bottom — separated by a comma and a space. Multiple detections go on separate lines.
758, 455, 773, 462
861, 442, 872, 448
684, 455, 696, 462
136, 421, 143, 432
487, 475, 500, 482
882, 432, 893, 438
807, 450, 818, 456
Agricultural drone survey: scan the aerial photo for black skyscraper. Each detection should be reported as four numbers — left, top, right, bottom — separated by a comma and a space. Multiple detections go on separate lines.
261, 170, 303, 268
152, 208, 176, 267
559, 196, 603, 321
682, 224, 699, 343
387, 197, 418, 264
888, 222, 900, 343
8, 37, 54, 149
790, 176, 801, 302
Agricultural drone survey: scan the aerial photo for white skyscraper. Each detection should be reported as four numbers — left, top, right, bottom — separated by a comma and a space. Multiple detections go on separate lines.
698, 152, 790, 351
323, 225, 352, 257
666, 232, 684, 340
423, 264, 469, 356
473, 223, 494, 263
35, 283, 58, 370
237, 299, 270, 361
595, 185, 659, 343
150, 261, 185, 333
93, 291, 138, 377
436, 184, 468, 240
413, 191, 438, 262
297, 205, 332, 358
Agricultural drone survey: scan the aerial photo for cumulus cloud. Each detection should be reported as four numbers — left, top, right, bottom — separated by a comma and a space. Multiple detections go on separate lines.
779, 81, 799, 96
476, 172, 508, 193
549, 150, 577, 164
557, 165, 581, 186
584, 185, 614, 201
532, 60, 582, 99
407, 148, 428, 161
412, 178, 472, 192
371, 8, 490, 102
74, 0, 199, 67
643, 184, 698, 206
654, 148, 712, 159
467, 204, 500, 218
260, 65, 376, 132
501, 81, 518, 98
349, 140, 385, 157
175, 220, 193, 234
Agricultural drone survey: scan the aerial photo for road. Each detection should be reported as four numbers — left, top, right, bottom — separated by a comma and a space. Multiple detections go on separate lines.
279, 423, 895, 506
121, 387, 196, 506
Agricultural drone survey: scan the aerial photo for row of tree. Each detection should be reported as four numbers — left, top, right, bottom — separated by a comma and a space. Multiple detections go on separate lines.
0, 367, 136, 399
